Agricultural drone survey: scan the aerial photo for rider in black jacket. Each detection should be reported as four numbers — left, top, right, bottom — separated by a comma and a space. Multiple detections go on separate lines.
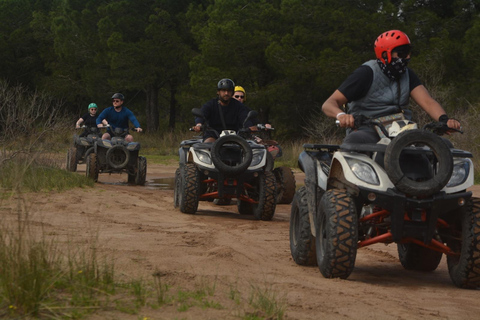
194, 78, 253, 142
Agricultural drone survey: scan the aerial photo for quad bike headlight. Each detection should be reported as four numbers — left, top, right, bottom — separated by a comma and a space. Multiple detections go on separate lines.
345, 157, 380, 185
447, 160, 470, 187
194, 150, 212, 165
250, 150, 265, 167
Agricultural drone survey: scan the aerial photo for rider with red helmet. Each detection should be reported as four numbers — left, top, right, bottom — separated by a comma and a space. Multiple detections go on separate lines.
322, 30, 460, 144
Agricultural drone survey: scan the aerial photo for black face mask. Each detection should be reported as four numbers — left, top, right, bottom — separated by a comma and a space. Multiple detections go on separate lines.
377, 57, 410, 80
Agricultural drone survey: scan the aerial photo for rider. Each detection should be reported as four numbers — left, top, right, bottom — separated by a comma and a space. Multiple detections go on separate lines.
233, 86, 246, 104
194, 79, 253, 143
96, 93, 143, 143
76, 103, 104, 137
322, 29, 461, 144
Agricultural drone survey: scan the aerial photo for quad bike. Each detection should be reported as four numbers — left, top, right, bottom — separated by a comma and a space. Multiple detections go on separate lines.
249, 125, 296, 205
66, 126, 102, 172
85, 126, 146, 185
174, 108, 276, 220
289, 114, 480, 289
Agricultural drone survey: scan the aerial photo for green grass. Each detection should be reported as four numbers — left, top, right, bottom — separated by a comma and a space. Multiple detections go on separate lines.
0, 160, 94, 194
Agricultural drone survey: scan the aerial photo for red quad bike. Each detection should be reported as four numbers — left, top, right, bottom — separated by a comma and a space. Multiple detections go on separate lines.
289, 114, 480, 289
249, 125, 296, 205
85, 126, 146, 185
66, 126, 102, 172
174, 108, 276, 220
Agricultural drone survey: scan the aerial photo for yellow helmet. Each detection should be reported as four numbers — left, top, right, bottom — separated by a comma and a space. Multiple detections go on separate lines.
234, 86, 246, 101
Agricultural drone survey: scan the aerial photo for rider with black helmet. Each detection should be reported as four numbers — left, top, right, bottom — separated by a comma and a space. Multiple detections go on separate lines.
194, 78, 253, 142
96, 93, 143, 142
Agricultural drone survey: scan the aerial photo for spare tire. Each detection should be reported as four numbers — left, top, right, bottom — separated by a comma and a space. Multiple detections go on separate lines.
211, 135, 253, 176
106, 145, 130, 169
384, 129, 453, 196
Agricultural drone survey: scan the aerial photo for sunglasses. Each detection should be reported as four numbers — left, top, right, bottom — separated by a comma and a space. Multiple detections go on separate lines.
393, 45, 411, 59
112, 99, 122, 103
234, 95, 244, 99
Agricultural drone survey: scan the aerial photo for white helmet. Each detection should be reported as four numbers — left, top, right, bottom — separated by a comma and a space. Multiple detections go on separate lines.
387, 120, 418, 137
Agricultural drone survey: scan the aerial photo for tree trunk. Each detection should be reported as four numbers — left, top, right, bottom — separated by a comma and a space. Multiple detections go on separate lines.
145, 85, 159, 132
169, 85, 177, 130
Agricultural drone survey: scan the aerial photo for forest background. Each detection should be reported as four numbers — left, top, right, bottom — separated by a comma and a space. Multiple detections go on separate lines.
2, 0, 480, 141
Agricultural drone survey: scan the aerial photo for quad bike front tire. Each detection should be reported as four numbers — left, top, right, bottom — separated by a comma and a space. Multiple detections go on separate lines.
289, 186, 317, 266
446, 197, 480, 289
133, 156, 147, 185
237, 171, 276, 220
106, 145, 130, 169
66, 147, 77, 172
397, 243, 443, 271
316, 188, 358, 279
274, 166, 296, 204
178, 163, 200, 214
84, 147, 94, 163
211, 135, 253, 176
85, 153, 99, 182
384, 129, 453, 196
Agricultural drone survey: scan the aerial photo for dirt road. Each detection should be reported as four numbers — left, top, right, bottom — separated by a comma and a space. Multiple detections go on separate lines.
4, 163, 480, 319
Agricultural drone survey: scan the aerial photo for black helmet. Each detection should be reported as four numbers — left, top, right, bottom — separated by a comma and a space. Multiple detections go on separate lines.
217, 78, 235, 91
111, 93, 125, 100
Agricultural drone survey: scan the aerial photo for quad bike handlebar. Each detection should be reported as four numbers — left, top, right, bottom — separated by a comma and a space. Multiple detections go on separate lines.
336, 114, 463, 136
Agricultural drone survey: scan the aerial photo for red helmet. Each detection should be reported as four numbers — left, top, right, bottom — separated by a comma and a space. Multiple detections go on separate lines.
374, 30, 411, 64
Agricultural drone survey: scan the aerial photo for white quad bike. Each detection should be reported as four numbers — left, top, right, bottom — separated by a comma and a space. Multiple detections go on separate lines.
174, 108, 276, 220
289, 114, 480, 289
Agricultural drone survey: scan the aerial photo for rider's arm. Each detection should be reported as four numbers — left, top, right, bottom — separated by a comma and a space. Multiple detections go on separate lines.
96, 109, 107, 127
411, 85, 461, 130
127, 110, 141, 131
76, 118, 84, 128
322, 90, 354, 128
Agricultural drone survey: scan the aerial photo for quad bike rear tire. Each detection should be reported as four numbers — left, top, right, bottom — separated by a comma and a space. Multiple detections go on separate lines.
274, 166, 296, 204
265, 151, 274, 172
289, 186, 317, 266
397, 243, 443, 271
211, 135, 253, 176
213, 198, 232, 205
446, 197, 480, 288
178, 163, 200, 214
106, 145, 130, 169
237, 171, 276, 220
384, 129, 453, 196
85, 153, 99, 182
66, 147, 77, 172
316, 188, 358, 279
173, 168, 181, 208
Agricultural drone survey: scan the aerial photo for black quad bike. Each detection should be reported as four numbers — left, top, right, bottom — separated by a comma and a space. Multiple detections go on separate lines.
85, 126, 146, 185
289, 114, 480, 289
66, 126, 102, 172
174, 108, 276, 220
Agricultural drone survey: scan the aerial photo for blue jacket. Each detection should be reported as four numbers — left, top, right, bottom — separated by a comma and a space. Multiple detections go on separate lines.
96, 106, 141, 130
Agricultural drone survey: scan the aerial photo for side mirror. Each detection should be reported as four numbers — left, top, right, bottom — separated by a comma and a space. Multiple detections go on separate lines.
243, 110, 258, 128
192, 108, 204, 119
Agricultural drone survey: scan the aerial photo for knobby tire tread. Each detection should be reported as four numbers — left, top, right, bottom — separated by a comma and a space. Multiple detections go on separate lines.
289, 186, 317, 266
317, 189, 357, 279
180, 163, 199, 214
447, 197, 480, 288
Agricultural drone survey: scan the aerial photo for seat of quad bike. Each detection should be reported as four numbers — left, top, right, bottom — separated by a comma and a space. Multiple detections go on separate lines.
180, 138, 202, 147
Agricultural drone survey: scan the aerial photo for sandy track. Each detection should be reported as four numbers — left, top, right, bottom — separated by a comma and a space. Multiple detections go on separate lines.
3, 163, 480, 319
